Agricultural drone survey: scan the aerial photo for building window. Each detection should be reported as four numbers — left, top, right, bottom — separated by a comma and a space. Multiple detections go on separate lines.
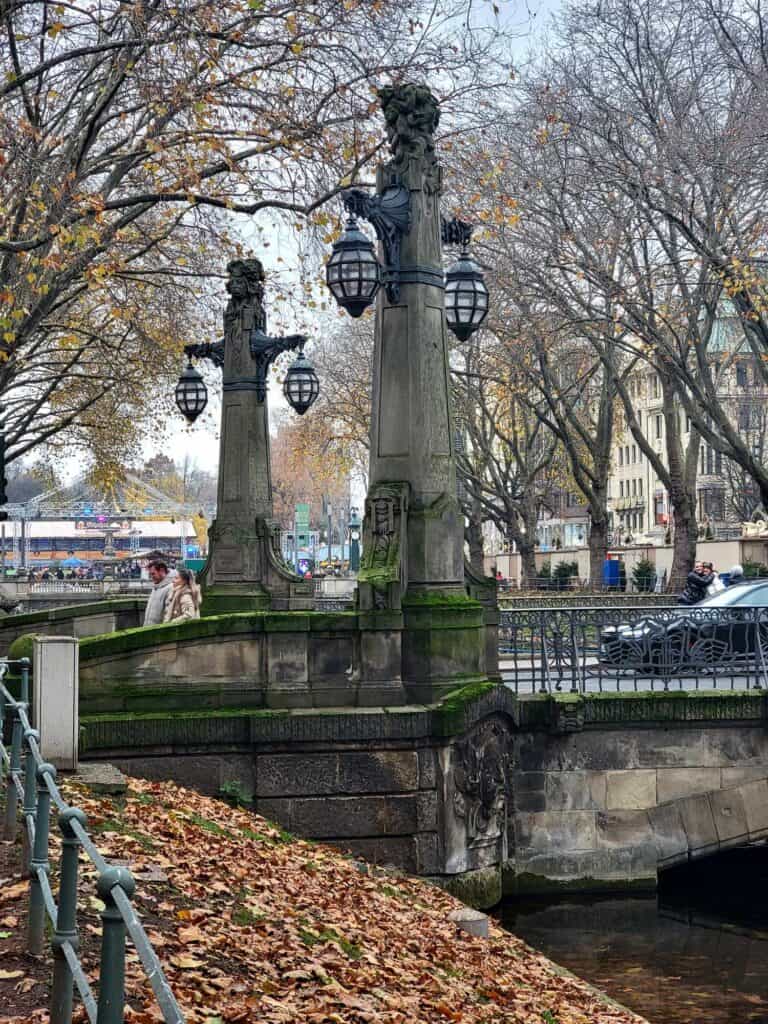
737, 364, 748, 387
632, 445, 637, 463
619, 448, 623, 467
620, 480, 624, 497
654, 491, 666, 525
652, 376, 659, 398
632, 479, 637, 496
700, 488, 725, 520
638, 479, 643, 497
638, 510, 644, 531
655, 415, 662, 439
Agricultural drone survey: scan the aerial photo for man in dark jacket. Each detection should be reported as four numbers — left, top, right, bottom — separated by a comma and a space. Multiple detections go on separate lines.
678, 562, 716, 605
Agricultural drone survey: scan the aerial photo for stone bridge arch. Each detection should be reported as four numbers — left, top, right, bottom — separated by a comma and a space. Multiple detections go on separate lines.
649, 778, 768, 870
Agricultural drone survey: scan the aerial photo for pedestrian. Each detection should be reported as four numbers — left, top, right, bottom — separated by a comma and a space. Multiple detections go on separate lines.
727, 563, 746, 587
143, 559, 174, 625
677, 561, 715, 605
163, 567, 202, 622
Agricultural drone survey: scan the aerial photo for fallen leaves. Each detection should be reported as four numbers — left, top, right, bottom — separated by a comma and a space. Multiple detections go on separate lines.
3, 777, 650, 1024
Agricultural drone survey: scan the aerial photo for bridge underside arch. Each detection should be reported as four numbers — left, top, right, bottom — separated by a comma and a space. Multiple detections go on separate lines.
650, 779, 768, 870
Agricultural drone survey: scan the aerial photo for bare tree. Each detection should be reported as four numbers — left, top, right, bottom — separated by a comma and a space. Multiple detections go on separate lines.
0, 0, 512, 468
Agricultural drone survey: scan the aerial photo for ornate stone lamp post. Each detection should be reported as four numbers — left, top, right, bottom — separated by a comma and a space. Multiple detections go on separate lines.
175, 259, 320, 612
326, 84, 498, 700
348, 507, 361, 574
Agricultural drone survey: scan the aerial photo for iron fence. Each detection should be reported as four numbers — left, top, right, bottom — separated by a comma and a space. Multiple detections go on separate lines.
498, 605, 768, 693
0, 659, 184, 1024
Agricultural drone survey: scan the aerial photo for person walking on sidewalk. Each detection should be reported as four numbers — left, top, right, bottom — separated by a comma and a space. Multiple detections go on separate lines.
144, 560, 174, 625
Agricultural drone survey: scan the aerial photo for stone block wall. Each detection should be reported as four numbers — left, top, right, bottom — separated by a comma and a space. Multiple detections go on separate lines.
0, 599, 145, 656
78, 612, 407, 712
508, 724, 768, 893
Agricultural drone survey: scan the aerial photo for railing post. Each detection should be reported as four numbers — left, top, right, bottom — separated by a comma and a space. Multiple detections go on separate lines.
19, 657, 30, 704
28, 762, 55, 956
3, 698, 23, 840
21, 728, 39, 874
51, 807, 87, 1024
96, 866, 135, 1024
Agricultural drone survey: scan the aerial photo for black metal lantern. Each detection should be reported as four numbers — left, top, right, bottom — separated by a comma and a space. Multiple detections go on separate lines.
444, 248, 489, 342
325, 216, 381, 317
175, 360, 208, 424
283, 349, 320, 415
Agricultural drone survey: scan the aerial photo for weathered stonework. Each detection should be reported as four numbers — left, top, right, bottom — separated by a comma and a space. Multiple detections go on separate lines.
75, 675, 768, 904
201, 259, 313, 613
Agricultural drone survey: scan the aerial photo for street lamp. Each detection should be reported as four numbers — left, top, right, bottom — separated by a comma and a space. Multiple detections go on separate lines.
175, 360, 209, 425
325, 216, 381, 318
174, 298, 320, 422
348, 506, 361, 574
283, 349, 320, 415
441, 219, 489, 342
325, 185, 489, 345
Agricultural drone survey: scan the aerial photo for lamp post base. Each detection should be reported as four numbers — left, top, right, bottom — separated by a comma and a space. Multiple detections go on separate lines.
200, 517, 314, 614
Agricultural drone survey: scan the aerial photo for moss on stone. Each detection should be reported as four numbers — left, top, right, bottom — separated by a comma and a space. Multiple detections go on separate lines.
79, 610, 360, 661
436, 865, 501, 909
401, 591, 481, 608
432, 679, 498, 736
81, 706, 290, 723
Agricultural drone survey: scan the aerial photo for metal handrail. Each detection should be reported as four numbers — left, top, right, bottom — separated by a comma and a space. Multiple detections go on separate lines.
498, 604, 768, 694
0, 658, 184, 1024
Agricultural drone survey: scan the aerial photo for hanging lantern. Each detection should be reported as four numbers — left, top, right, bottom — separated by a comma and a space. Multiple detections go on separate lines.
175, 360, 208, 424
283, 349, 320, 415
445, 249, 489, 341
325, 216, 381, 317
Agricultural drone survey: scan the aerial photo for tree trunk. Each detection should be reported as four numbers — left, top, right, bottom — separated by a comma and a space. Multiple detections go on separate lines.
670, 499, 698, 595
466, 500, 485, 577
588, 513, 609, 586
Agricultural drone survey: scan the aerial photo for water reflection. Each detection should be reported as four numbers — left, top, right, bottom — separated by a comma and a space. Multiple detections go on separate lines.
496, 847, 768, 1024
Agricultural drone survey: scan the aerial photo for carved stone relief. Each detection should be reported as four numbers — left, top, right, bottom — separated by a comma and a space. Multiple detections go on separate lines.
442, 715, 513, 875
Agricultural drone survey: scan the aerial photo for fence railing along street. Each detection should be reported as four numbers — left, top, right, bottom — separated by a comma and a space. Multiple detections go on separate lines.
499, 605, 768, 694
0, 659, 183, 1024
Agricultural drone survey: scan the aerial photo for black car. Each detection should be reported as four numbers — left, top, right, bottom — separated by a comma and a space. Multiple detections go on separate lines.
599, 580, 768, 674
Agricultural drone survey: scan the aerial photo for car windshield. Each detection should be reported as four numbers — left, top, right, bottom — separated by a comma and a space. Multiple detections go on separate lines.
700, 582, 768, 607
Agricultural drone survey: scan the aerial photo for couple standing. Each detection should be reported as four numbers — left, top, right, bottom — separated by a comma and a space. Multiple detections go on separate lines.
143, 560, 202, 626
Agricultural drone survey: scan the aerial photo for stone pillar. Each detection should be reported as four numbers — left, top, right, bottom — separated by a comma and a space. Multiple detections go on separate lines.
357, 85, 491, 701
368, 86, 464, 593
202, 260, 312, 613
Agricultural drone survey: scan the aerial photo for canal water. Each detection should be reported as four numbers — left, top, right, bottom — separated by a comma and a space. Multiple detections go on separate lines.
496, 846, 768, 1024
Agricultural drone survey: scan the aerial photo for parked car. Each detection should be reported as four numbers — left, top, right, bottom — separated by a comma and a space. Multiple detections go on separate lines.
599, 580, 768, 673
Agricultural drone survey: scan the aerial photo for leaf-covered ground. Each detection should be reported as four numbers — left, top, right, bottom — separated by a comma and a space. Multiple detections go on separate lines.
0, 777, 649, 1024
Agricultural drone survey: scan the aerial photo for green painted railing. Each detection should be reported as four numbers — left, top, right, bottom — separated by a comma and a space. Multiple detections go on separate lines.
0, 659, 184, 1024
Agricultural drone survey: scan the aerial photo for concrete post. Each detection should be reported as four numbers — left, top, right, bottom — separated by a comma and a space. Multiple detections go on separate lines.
32, 637, 78, 770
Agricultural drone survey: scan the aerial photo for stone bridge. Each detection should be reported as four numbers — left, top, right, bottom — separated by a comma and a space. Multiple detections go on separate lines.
73, 664, 768, 907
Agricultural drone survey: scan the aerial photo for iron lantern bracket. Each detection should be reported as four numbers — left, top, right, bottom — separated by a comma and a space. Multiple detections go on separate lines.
249, 329, 307, 403
342, 179, 411, 303
183, 341, 225, 369
441, 217, 474, 249
184, 333, 307, 404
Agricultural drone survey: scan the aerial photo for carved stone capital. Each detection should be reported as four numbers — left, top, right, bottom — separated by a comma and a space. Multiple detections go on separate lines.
378, 84, 440, 192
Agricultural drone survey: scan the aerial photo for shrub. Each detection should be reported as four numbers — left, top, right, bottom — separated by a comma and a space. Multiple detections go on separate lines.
535, 562, 552, 589
632, 558, 656, 592
552, 560, 578, 591
743, 559, 768, 579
